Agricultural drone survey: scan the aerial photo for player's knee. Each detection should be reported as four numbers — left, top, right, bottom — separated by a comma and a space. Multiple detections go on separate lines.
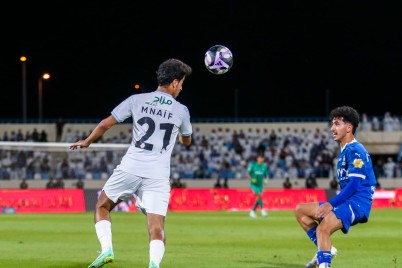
148, 225, 164, 239
316, 222, 331, 236
294, 203, 304, 218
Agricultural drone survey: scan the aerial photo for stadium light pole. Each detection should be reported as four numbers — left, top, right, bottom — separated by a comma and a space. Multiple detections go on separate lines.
20, 56, 27, 122
38, 73, 50, 123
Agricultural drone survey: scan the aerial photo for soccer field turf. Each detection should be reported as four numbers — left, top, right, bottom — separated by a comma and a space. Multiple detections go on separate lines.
0, 209, 401, 267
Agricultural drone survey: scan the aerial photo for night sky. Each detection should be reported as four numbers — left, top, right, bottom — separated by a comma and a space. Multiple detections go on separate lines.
1, 1, 401, 121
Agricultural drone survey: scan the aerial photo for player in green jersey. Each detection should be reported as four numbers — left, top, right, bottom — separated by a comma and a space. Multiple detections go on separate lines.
247, 154, 270, 218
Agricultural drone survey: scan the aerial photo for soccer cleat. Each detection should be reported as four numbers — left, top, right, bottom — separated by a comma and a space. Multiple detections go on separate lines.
261, 209, 268, 217
305, 246, 337, 268
305, 256, 318, 268
330, 246, 338, 258
149, 260, 160, 268
87, 247, 114, 268
249, 210, 257, 218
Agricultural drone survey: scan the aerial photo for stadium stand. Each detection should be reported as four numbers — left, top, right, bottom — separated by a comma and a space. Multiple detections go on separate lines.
0, 115, 401, 190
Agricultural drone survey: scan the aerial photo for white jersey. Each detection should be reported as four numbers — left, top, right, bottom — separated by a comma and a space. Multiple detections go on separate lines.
111, 91, 192, 179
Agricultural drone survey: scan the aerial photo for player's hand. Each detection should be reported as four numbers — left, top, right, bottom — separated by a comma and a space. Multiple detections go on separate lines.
315, 202, 333, 219
251, 178, 257, 184
264, 179, 268, 185
70, 140, 90, 150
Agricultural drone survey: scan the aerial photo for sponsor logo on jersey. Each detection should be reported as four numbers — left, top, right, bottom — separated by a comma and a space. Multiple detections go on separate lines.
145, 95, 173, 111
353, 158, 364, 168
337, 168, 348, 179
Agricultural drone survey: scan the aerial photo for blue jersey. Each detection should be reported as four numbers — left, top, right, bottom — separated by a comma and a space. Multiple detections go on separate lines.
329, 139, 377, 231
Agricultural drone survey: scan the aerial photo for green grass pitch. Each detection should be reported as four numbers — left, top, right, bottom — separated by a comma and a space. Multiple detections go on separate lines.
0, 209, 401, 267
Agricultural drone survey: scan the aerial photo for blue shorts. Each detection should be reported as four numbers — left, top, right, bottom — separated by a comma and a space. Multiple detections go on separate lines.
319, 199, 371, 234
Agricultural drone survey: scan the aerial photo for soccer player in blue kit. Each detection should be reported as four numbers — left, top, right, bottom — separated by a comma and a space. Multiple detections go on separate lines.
70, 58, 193, 268
295, 106, 377, 268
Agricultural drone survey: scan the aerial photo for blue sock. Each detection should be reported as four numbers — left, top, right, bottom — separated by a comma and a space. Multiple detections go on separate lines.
317, 250, 332, 265
307, 226, 317, 246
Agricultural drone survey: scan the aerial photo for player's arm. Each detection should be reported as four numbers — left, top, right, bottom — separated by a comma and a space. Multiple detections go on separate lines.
329, 148, 366, 207
179, 134, 191, 146
179, 105, 192, 146
316, 177, 360, 219
70, 115, 118, 150
246, 165, 256, 182
329, 177, 360, 207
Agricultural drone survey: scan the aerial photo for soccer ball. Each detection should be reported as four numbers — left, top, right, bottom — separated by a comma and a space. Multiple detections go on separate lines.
204, 45, 233, 75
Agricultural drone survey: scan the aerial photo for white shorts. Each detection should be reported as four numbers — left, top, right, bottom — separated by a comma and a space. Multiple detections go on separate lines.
102, 169, 171, 216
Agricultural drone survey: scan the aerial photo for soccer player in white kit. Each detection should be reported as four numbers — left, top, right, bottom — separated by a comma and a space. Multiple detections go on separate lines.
70, 58, 193, 268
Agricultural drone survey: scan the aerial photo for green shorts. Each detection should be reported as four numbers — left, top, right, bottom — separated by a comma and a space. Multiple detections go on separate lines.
251, 184, 263, 194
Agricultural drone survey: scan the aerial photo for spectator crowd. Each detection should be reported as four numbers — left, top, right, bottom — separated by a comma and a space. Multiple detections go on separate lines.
0, 111, 401, 187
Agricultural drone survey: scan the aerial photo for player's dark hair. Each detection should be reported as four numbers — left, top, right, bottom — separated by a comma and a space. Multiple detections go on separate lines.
329, 106, 360, 134
156, 58, 192, 87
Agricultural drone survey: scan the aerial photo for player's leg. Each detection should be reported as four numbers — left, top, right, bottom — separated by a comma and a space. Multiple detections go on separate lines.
295, 202, 321, 267
250, 186, 261, 218
313, 199, 366, 267
88, 192, 117, 268
295, 202, 320, 235
249, 193, 258, 218
95, 191, 118, 222
256, 192, 267, 217
315, 212, 342, 267
255, 192, 263, 210
140, 178, 171, 268
88, 170, 139, 268
296, 202, 340, 268
147, 213, 166, 268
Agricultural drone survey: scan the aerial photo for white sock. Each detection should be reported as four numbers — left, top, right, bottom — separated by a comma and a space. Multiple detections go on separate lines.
149, 240, 165, 266
95, 220, 112, 252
